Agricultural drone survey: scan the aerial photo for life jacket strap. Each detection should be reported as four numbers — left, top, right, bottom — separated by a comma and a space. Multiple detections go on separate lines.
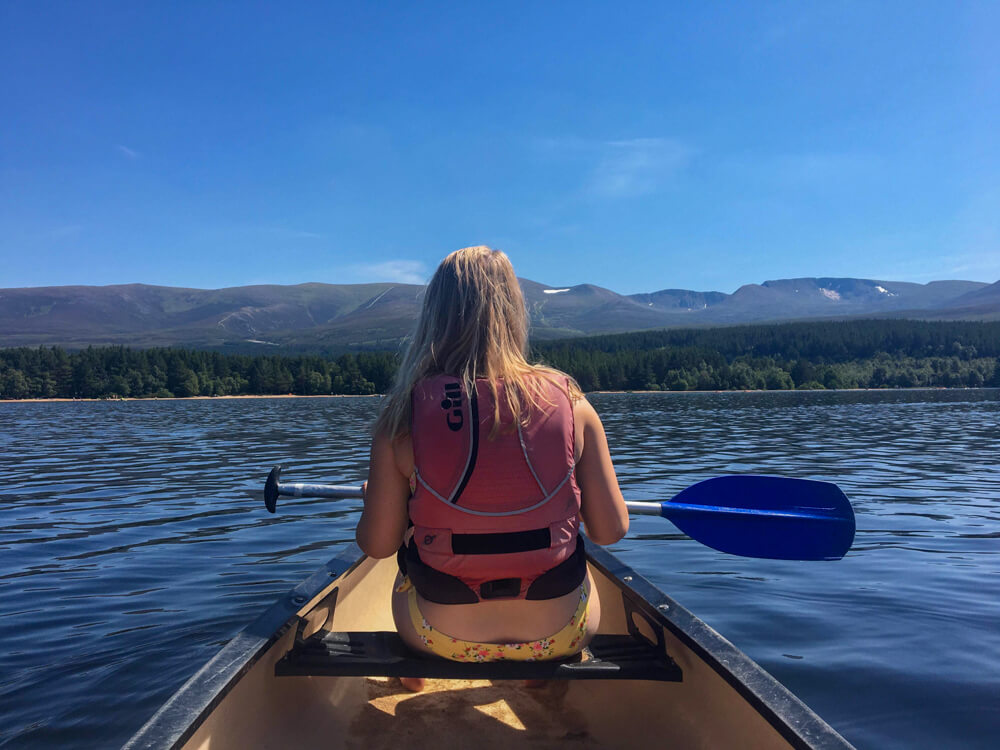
524, 536, 587, 600
401, 536, 586, 604
450, 527, 551, 555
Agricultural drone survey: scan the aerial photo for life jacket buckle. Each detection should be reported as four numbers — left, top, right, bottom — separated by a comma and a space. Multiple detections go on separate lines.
479, 577, 521, 599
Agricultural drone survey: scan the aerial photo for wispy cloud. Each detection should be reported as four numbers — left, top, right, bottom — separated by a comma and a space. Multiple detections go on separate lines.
203, 224, 325, 241
42, 224, 84, 239
922, 188, 1000, 281
868, 252, 1000, 283
532, 136, 693, 199
587, 138, 693, 198
116, 144, 140, 159
945, 253, 1000, 279
860, 219, 1000, 282
264, 227, 323, 240
352, 260, 428, 285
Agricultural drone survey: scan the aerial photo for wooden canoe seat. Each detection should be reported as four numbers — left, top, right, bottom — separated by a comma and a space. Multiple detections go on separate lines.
275, 626, 683, 682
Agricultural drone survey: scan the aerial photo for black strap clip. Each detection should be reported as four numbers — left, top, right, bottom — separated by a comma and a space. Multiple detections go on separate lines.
479, 577, 522, 599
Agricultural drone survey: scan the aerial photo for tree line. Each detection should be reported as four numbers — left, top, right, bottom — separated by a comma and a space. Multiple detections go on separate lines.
0, 347, 398, 400
1, 319, 999, 399
531, 320, 1000, 392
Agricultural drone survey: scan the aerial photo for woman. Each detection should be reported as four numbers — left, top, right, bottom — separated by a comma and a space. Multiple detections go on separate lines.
357, 246, 628, 691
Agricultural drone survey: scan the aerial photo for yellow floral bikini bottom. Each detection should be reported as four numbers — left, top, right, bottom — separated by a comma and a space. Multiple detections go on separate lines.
398, 577, 589, 663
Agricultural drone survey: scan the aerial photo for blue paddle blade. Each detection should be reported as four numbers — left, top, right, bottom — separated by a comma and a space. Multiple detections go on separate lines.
661, 475, 856, 561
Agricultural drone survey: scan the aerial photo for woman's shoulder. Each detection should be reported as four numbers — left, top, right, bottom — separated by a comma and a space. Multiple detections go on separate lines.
572, 394, 598, 422
371, 424, 414, 478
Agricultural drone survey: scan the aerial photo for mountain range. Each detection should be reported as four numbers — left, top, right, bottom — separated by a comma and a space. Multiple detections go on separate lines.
1, 276, 998, 351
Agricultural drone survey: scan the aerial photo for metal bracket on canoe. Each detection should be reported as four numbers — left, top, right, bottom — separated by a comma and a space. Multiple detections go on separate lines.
290, 588, 339, 650
274, 629, 682, 682
622, 590, 672, 663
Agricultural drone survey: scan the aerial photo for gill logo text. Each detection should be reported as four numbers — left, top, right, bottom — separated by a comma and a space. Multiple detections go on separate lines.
441, 382, 463, 432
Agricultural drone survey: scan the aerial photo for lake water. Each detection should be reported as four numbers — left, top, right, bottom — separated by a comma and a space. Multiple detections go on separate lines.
1, 390, 998, 749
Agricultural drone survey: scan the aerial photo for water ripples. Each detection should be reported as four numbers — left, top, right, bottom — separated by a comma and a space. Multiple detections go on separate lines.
592, 389, 1000, 749
1, 390, 998, 748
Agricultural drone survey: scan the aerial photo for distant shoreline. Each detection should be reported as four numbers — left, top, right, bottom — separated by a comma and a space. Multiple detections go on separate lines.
0, 394, 382, 404
588, 388, 984, 396
3, 386, 991, 404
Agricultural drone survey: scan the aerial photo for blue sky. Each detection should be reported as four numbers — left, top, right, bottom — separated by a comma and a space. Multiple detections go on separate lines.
2, 1, 998, 294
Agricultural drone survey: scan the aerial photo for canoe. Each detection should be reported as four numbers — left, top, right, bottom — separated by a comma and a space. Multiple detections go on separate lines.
124, 540, 853, 749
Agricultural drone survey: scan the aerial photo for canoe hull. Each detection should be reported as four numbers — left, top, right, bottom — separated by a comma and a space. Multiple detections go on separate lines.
125, 541, 853, 750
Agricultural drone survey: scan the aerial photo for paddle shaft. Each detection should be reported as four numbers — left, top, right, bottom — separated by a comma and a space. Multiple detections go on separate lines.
278, 482, 364, 499
276, 480, 657, 516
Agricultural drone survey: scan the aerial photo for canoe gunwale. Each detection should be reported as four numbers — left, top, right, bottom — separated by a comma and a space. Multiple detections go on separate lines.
584, 541, 853, 750
122, 548, 362, 750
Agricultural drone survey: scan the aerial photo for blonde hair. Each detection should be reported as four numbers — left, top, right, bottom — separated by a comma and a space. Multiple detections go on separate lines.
375, 246, 582, 438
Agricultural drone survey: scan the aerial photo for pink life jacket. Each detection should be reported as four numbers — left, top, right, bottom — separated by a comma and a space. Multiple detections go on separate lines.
403, 373, 585, 603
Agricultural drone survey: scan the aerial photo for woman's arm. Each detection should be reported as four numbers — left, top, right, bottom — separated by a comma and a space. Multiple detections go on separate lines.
356, 429, 411, 558
574, 398, 629, 545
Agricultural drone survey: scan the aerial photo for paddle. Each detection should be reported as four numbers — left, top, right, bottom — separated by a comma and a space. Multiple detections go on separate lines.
263, 466, 855, 561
